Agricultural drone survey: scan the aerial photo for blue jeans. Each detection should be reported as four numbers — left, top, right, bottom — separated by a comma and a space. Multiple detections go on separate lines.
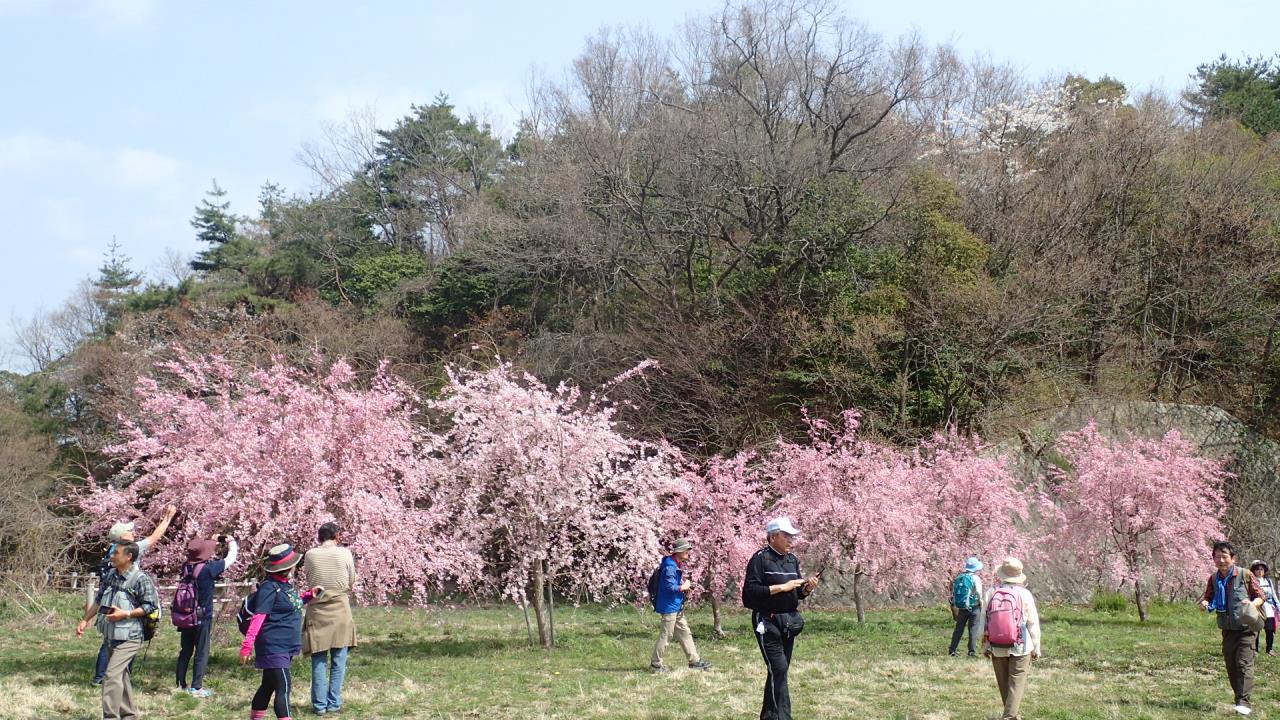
310, 647, 349, 712
94, 637, 110, 683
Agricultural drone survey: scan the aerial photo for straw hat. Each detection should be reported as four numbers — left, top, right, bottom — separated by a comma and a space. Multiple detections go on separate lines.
995, 557, 1026, 584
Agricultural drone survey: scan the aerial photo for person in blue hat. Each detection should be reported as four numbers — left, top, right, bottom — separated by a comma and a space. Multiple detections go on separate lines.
949, 556, 985, 657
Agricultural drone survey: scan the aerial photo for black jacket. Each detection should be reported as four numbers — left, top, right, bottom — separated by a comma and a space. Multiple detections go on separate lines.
741, 545, 811, 614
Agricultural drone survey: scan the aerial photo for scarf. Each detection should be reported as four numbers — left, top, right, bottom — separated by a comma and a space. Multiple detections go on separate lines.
1210, 568, 1236, 613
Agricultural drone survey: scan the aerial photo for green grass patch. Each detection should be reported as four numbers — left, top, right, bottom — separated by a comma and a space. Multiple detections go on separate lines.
0, 593, 1272, 718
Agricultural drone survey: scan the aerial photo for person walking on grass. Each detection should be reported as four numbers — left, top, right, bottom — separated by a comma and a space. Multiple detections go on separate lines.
302, 523, 359, 715
979, 557, 1040, 720
741, 517, 819, 720
1249, 561, 1278, 657
240, 543, 324, 720
649, 537, 711, 673
949, 556, 984, 657
75, 542, 160, 720
1201, 541, 1265, 715
90, 505, 177, 686
174, 534, 238, 698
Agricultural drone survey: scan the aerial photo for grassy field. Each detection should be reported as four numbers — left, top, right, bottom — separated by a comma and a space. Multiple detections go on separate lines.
0, 592, 1275, 719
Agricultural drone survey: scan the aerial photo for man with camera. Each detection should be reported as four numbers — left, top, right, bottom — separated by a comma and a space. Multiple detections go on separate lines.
76, 542, 160, 720
741, 517, 819, 720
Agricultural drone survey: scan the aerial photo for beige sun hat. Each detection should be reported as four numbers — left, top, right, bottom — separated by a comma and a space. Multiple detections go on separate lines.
995, 557, 1027, 584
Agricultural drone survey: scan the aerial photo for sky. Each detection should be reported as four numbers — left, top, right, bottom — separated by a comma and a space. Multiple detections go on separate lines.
1, 0, 1276, 371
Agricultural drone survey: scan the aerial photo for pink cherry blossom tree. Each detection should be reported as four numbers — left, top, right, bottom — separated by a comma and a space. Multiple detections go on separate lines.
1050, 421, 1228, 621
72, 349, 462, 605
427, 360, 686, 648
670, 452, 766, 636
765, 410, 931, 622
913, 431, 1043, 594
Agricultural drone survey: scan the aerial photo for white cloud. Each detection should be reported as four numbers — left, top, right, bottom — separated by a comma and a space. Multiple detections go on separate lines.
113, 147, 181, 187
82, 0, 155, 29
0, 132, 183, 189
315, 85, 425, 130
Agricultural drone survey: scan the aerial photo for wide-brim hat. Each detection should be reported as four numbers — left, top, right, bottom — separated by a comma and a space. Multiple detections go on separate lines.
265, 543, 301, 573
672, 537, 693, 553
995, 556, 1026, 584
964, 556, 983, 573
108, 521, 136, 542
766, 517, 800, 536
187, 538, 217, 563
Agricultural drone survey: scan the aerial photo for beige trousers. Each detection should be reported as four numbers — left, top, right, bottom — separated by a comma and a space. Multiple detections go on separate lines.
650, 610, 700, 668
102, 638, 143, 720
992, 653, 1031, 720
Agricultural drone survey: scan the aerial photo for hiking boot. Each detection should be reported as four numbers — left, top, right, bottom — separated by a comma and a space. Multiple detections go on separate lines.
650, 665, 670, 673
688, 661, 711, 670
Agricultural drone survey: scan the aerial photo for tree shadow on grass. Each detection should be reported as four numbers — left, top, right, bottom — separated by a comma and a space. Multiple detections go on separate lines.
355, 636, 518, 659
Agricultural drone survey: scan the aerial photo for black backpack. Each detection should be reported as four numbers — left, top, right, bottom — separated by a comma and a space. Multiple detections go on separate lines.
647, 561, 663, 609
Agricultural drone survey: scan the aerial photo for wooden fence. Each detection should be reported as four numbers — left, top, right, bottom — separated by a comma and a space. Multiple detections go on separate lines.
45, 572, 255, 606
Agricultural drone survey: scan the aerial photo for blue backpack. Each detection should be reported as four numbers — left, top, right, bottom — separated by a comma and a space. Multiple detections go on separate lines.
952, 573, 979, 610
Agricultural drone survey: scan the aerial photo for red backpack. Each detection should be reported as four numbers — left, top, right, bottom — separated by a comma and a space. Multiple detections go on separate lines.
985, 586, 1024, 647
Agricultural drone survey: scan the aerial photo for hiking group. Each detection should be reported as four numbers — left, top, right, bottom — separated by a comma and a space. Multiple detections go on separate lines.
78, 517, 358, 720
76, 509, 1274, 720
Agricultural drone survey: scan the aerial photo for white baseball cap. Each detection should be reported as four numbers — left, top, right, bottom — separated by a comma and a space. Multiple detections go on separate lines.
108, 521, 135, 542
766, 517, 800, 536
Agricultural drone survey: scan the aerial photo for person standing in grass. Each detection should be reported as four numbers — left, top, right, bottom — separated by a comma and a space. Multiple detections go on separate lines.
649, 537, 711, 673
741, 517, 819, 720
240, 543, 323, 720
302, 523, 359, 715
89, 505, 177, 686
175, 534, 238, 698
948, 556, 984, 657
1201, 541, 1265, 715
75, 542, 160, 720
1249, 561, 1278, 656
979, 557, 1040, 720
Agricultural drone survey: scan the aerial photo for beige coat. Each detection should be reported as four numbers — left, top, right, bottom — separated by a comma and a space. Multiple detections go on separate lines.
302, 543, 358, 655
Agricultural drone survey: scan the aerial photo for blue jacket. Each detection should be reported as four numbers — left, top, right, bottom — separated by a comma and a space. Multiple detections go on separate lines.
654, 556, 685, 614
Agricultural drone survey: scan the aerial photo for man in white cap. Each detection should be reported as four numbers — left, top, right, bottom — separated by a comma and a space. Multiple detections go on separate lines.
89, 505, 177, 686
741, 517, 818, 720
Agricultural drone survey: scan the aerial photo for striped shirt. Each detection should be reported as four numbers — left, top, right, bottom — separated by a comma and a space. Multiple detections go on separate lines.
303, 543, 356, 596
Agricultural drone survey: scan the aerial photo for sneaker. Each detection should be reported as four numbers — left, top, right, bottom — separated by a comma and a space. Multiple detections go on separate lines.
688, 661, 711, 670
1235, 704, 1252, 715
187, 688, 213, 699
91, 679, 103, 687
650, 665, 670, 673
948, 651, 958, 657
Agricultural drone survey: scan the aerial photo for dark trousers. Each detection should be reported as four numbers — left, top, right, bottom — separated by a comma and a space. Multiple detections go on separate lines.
753, 610, 795, 720
176, 620, 213, 689
1254, 617, 1275, 653
950, 607, 979, 655
252, 667, 293, 718
1223, 628, 1258, 706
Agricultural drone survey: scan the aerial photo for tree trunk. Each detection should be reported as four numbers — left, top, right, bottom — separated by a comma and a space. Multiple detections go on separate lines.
1134, 578, 1148, 623
853, 570, 866, 624
711, 594, 725, 638
528, 562, 553, 648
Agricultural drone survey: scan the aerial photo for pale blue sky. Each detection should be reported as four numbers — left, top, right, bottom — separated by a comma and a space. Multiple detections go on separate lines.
2, 0, 1276, 370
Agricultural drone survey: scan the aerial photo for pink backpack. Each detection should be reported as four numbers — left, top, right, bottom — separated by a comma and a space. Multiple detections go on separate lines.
985, 586, 1024, 647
